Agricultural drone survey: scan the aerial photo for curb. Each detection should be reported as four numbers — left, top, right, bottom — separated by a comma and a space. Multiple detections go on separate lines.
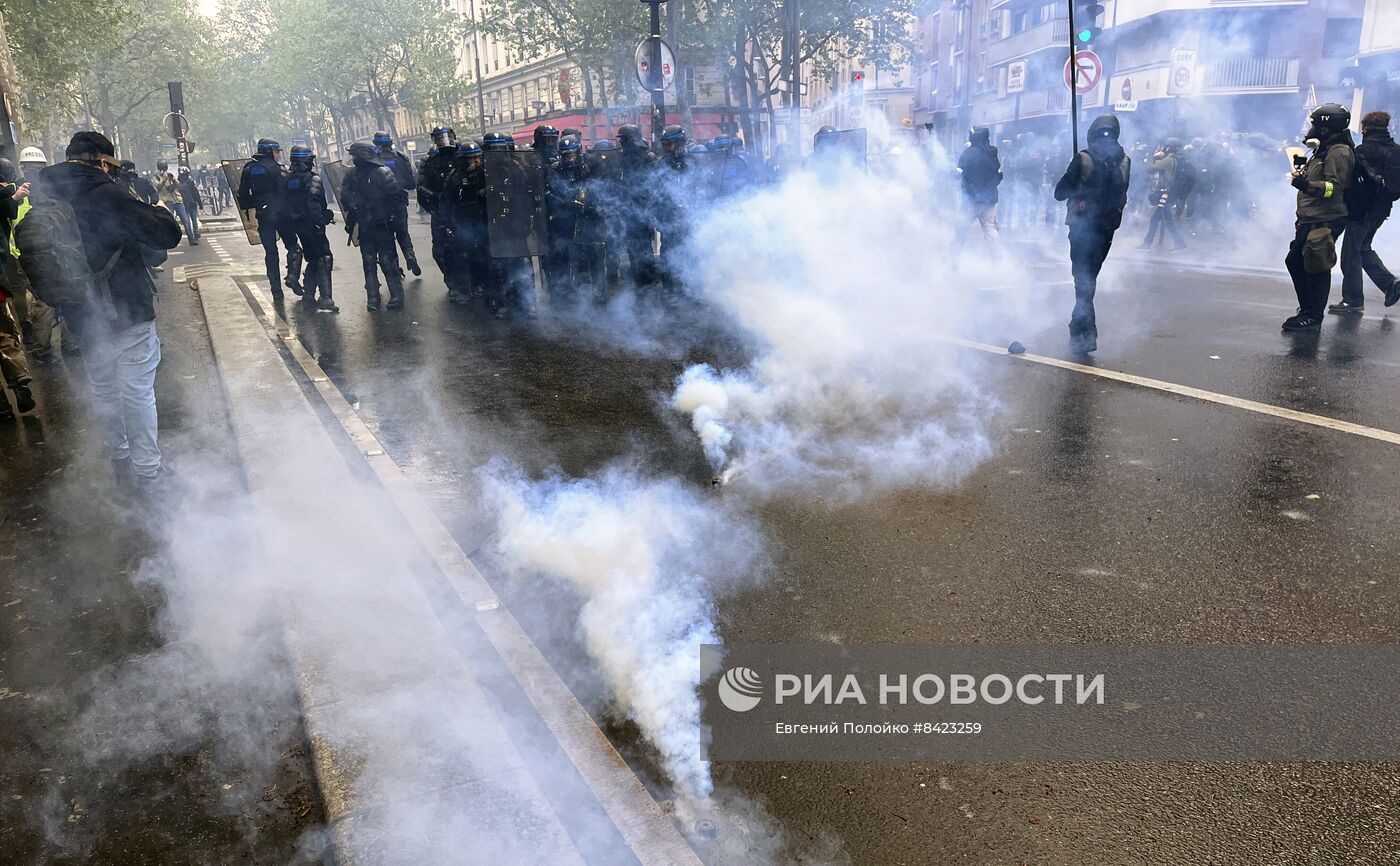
195, 274, 702, 864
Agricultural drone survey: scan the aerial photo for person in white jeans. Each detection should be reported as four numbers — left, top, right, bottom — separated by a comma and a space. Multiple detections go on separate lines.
85, 319, 161, 478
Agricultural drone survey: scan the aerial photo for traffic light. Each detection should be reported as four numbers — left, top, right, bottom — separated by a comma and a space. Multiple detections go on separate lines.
849, 70, 865, 107
1076, 3, 1104, 46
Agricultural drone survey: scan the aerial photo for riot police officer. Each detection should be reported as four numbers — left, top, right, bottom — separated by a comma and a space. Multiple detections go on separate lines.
373, 131, 420, 276
614, 124, 658, 290
440, 140, 489, 306
341, 140, 406, 311
482, 131, 513, 152
417, 127, 460, 293
284, 145, 338, 312
545, 134, 586, 299
237, 138, 303, 298
532, 125, 560, 163
655, 124, 690, 293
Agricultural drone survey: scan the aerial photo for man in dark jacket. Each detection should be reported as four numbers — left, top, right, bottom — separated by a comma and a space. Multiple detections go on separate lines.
341, 140, 406, 311
1284, 103, 1355, 331
119, 161, 158, 204
1054, 114, 1131, 354
284, 145, 338, 312
35, 131, 181, 484
417, 127, 460, 292
374, 131, 420, 276
237, 138, 303, 298
1332, 110, 1400, 313
954, 127, 1003, 252
1138, 138, 1187, 251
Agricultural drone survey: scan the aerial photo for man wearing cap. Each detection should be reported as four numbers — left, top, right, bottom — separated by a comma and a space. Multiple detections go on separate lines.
32, 132, 181, 486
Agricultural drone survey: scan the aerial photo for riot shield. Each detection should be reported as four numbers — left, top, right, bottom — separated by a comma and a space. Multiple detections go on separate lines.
220, 158, 260, 245
686, 150, 731, 200
812, 128, 868, 171
484, 150, 548, 258
321, 159, 349, 215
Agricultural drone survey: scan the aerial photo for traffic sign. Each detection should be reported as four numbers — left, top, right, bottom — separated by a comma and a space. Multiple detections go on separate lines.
163, 111, 189, 140
1064, 50, 1102, 95
634, 38, 676, 92
1167, 47, 1197, 96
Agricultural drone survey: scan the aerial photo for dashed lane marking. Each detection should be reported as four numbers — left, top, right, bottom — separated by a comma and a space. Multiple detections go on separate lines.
947, 336, 1400, 448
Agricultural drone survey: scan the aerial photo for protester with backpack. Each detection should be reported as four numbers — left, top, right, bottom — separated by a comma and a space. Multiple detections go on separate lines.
1054, 115, 1132, 355
1332, 110, 1400, 314
1284, 104, 1355, 331
18, 132, 181, 487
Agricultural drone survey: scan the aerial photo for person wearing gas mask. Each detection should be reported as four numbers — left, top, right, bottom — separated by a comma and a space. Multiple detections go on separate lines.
237, 138, 303, 298
341, 140, 407, 311
1053, 114, 1132, 355
373, 131, 420, 277
1332, 110, 1400, 314
440, 140, 489, 306
283, 146, 338, 313
1284, 103, 1355, 331
417, 127, 461, 293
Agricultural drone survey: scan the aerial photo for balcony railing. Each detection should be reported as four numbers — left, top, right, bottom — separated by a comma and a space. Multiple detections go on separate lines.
970, 86, 1071, 126
985, 18, 1071, 68
1202, 57, 1300, 91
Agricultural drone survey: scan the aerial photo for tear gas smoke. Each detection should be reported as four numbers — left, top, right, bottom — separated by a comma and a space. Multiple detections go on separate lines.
481, 462, 765, 799
668, 152, 1035, 498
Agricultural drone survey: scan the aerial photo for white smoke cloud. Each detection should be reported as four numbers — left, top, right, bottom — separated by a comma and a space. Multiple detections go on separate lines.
480, 462, 765, 800
668, 152, 1036, 497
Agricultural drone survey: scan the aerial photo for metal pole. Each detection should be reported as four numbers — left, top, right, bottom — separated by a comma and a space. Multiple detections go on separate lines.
469, 0, 488, 137
787, 0, 800, 154
1066, 0, 1079, 153
168, 80, 190, 171
649, 0, 666, 142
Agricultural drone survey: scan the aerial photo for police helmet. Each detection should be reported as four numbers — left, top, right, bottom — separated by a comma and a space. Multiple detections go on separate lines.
348, 140, 380, 162
1309, 103, 1351, 136
706, 135, 733, 152
482, 131, 512, 151
1163, 137, 1183, 151
256, 138, 281, 155
120, 159, 137, 172
686, 143, 708, 154
19, 146, 46, 165
431, 127, 458, 150
659, 124, 686, 143
558, 135, 582, 153
373, 131, 393, 147
156, 160, 169, 172
458, 140, 483, 156
561, 127, 582, 138
290, 144, 315, 167
816, 125, 836, 136
617, 124, 643, 145
591, 139, 617, 152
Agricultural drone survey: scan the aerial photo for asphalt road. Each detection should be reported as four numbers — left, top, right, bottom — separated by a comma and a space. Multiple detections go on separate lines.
195, 209, 1400, 865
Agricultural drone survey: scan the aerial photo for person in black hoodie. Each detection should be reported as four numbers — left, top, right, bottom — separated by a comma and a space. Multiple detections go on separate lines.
35, 131, 181, 485
1054, 115, 1132, 354
1332, 110, 1400, 313
954, 127, 1003, 252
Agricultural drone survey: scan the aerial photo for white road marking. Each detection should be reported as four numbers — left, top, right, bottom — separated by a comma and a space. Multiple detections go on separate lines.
947, 337, 1400, 448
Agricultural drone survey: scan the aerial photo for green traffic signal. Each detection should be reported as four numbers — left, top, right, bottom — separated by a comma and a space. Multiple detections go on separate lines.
1077, 26, 1101, 44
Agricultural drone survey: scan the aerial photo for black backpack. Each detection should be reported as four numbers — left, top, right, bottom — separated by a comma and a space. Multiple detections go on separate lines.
14, 192, 121, 317
1074, 150, 1131, 230
1343, 144, 1388, 218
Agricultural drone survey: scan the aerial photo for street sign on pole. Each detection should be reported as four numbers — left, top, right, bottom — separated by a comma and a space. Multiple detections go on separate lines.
162, 112, 189, 139
1064, 50, 1102, 95
634, 37, 676, 92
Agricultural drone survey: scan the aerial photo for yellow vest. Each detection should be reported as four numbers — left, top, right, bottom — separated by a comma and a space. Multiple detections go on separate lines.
10, 198, 30, 258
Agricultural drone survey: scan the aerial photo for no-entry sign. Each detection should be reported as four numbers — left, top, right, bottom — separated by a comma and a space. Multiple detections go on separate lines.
1064, 50, 1102, 95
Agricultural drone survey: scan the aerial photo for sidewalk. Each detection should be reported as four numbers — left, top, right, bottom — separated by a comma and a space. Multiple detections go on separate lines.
0, 265, 326, 862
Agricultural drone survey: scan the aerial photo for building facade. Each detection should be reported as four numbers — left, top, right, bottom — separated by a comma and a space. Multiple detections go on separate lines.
904, 0, 1367, 152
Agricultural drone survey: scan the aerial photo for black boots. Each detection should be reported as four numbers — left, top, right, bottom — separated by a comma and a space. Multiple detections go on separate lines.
286, 248, 305, 295
316, 256, 339, 312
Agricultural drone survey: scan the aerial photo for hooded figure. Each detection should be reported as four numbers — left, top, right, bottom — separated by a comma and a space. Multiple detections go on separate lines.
1334, 110, 1400, 313
953, 126, 1003, 253
1053, 114, 1131, 354
1283, 103, 1355, 330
